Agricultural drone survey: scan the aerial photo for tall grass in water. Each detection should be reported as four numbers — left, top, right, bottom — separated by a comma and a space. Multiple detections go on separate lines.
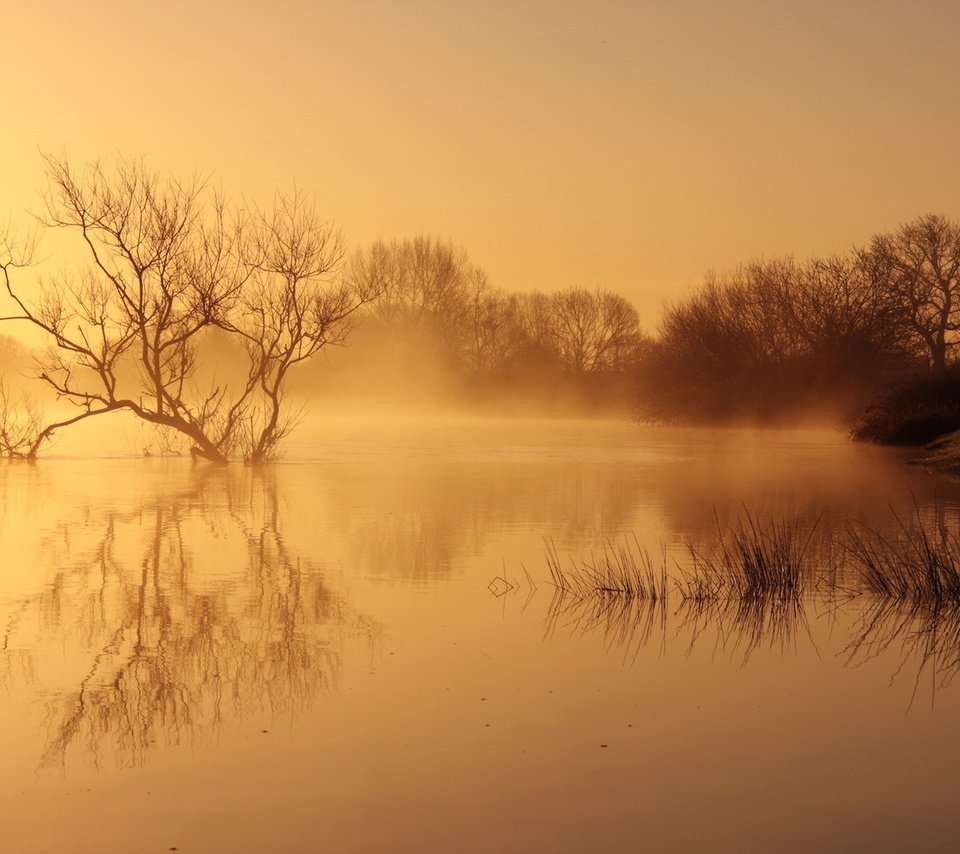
544, 515, 820, 603
679, 512, 819, 602
544, 536, 669, 664
534, 509, 960, 695
845, 506, 960, 606
545, 536, 669, 602
543, 521, 817, 663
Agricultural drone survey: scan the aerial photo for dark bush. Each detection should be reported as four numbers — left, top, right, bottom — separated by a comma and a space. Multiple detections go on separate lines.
852, 366, 960, 445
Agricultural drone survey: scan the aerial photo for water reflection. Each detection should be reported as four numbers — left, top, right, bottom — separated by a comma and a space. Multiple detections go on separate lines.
310, 425, 960, 584
844, 600, 960, 707
537, 579, 960, 708
0, 468, 376, 770
3, 423, 960, 780
322, 460, 651, 581
647, 430, 960, 553
545, 591, 669, 666
544, 590, 813, 667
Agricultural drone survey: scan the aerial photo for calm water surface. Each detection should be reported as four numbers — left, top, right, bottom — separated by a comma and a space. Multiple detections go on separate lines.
2, 419, 960, 852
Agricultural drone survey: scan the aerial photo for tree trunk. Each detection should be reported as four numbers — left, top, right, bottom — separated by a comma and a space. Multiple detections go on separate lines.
932, 332, 947, 373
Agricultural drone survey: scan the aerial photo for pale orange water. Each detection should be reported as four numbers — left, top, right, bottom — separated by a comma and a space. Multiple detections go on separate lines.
1, 420, 959, 852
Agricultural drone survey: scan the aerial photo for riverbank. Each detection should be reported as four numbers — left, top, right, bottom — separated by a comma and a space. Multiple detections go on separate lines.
912, 431, 960, 476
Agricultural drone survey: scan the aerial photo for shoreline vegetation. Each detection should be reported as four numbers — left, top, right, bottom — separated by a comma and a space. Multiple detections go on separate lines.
911, 433, 960, 476
542, 508, 960, 608
526, 512, 960, 694
1, 156, 959, 465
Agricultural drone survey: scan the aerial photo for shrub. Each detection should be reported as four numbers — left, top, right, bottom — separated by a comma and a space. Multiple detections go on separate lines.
852, 365, 960, 445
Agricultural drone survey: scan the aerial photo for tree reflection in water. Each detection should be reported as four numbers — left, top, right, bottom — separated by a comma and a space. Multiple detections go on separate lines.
0, 467, 376, 770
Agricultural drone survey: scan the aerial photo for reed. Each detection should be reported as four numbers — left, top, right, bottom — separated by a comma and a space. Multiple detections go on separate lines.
545, 536, 669, 602
534, 510, 960, 695
679, 512, 818, 602
541, 507, 960, 609
845, 507, 960, 606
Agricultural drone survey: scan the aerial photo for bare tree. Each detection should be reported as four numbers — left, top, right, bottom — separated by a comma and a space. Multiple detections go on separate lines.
860, 214, 960, 372
509, 291, 558, 366
549, 287, 645, 373
638, 252, 923, 423
351, 236, 471, 324
348, 236, 475, 365
0, 379, 43, 458
0, 156, 373, 462
236, 192, 378, 462
780, 255, 911, 372
463, 269, 517, 373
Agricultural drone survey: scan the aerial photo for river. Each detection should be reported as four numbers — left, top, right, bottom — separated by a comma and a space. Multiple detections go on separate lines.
1, 418, 959, 852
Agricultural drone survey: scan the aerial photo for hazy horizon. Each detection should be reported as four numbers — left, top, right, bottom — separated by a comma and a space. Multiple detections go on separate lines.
3, 0, 960, 332
4, 6, 960, 850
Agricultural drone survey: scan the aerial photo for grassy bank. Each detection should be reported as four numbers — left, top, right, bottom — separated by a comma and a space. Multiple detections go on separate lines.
910, 431, 960, 476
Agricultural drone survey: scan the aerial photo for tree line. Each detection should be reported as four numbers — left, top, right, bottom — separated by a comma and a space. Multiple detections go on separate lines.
0, 156, 647, 460
340, 214, 960, 432
638, 213, 960, 429
2, 154, 957, 459
340, 236, 646, 409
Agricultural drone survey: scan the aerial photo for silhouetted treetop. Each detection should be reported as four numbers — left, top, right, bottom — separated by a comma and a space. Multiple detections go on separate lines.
859, 213, 960, 372
1, 156, 376, 461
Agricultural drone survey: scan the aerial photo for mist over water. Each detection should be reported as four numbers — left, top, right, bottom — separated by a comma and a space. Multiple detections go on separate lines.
2, 421, 960, 852
3, 2, 960, 849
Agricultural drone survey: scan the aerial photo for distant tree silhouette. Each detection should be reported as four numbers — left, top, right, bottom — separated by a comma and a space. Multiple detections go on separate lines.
0, 156, 376, 462
463, 271, 515, 373
638, 255, 914, 423
348, 241, 647, 399
507, 291, 559, 369
349, 236, 479, 365
859, 213, 960, 372
548, 288, 645, 373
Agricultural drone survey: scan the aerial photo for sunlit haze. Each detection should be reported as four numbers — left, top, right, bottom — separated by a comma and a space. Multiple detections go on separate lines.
5, 4, 960, 852
4, 0, 960, 326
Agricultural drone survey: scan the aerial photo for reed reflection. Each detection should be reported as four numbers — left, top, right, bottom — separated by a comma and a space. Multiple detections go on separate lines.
534, 517, 960, 705
845, 601, 960, 707
544, 592, 811, 667
0, 467, 375, 771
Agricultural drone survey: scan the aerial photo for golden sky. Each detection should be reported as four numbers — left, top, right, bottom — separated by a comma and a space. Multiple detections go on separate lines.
3, 0, 960, 326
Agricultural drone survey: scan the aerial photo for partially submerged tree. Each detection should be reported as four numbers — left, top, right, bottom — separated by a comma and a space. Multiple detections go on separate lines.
1, 157, 374, 462
0, 235, 42, 457
0, 379, 43, 458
